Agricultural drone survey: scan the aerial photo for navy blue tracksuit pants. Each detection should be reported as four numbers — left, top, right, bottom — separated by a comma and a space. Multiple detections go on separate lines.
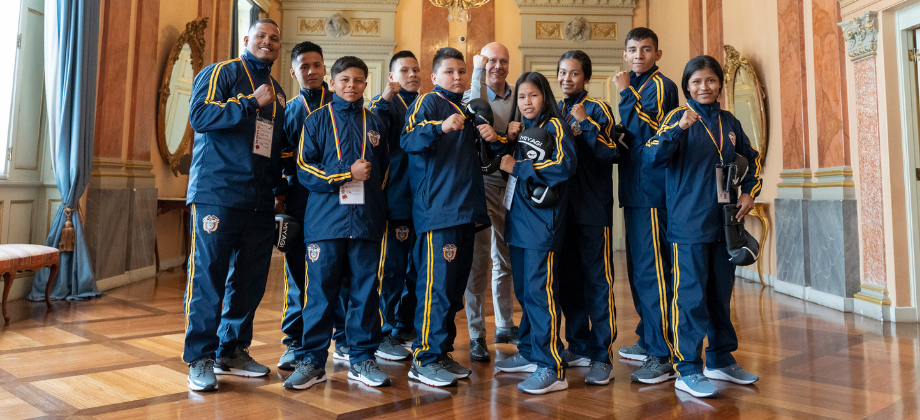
380, 220, 417, 336
412, 224, 475, 366
670, 242, 738, 376
624, 207, 674, 360
558, 223, 618, 363
296, 238, 382, 366
510, 246, 566, 378
183, 204, 274, 363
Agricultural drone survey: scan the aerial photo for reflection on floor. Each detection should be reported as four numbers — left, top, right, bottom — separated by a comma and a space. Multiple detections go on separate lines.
0, 251, 918, 419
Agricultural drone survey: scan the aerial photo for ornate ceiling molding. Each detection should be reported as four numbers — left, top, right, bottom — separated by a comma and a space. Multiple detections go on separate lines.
838, 11, 878, 62
515, 0, 636, 13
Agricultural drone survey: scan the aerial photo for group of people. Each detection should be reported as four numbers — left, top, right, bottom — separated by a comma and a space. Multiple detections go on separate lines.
181, 17, 762, 399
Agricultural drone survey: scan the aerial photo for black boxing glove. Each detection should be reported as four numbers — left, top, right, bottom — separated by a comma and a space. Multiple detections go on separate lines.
466, 98, 494, 127
274, 214, 301, 253
723, 205, 759, 266
517, 127, 555, 161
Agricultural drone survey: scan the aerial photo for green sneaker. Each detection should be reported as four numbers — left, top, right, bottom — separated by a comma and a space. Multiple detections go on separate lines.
517, 367, 568, 395
704, 364, 759, 385
630, 356, 677, 384
187, 358, 218, 392
277, 343, 297, 370
439, 353, 471, 379
348, 359, 391, 387
283, 361, 327, 390
215, 347, 270, 377
409, 361, 457, 387
618, 341, 647, 361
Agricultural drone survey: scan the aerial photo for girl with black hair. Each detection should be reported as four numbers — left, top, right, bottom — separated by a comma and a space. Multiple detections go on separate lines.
492, 71, 577, 395
553, 50, 620, 386
645, 55, 762, 398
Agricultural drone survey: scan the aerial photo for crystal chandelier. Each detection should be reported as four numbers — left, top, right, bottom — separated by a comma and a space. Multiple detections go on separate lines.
429, 0, 491, 22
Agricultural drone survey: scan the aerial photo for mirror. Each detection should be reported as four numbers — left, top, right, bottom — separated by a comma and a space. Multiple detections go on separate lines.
723, 45, 768, 162
158, 18, 208, 176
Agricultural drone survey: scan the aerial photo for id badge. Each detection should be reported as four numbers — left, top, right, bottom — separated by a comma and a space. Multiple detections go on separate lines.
503, 176, 517, 210
339, 180, 365, 205
715, 167, 730, 203
253, 117, 273, 158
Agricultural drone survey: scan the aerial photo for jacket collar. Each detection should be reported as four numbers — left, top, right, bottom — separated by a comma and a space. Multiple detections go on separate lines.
562, 90, 588, 108
399, 88, 419, 104
433, 85, 464, 105
241, 49, 272, 74
332, 93, 364, 113
629, 64, 660, 87
687, 98, 722, 119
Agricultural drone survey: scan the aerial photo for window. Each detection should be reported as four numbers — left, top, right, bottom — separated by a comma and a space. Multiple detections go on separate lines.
232, 0, 264, 57
0, 0, 25, 177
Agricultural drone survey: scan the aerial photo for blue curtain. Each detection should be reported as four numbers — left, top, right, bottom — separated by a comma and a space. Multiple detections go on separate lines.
28, 0, 102, 301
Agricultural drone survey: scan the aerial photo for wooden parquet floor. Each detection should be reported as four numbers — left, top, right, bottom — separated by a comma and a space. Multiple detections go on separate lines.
1, 251, 919, 419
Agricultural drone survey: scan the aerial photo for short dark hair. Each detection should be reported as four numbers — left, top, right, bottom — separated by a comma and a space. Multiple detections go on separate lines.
389, 50, 418, 72
331, 56, 369, 78
291, 41, 323, 62
625, 27, 659, 50
432, 47, 464, 74
508, 72, 565, 126
557, 50, 593, 82
681, 55, 724, 100
249, 18, 280, 31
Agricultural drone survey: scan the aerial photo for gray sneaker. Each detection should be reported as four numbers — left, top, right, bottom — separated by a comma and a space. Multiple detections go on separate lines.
585, 361, 614, 385
675, 373, 718, 398
283, 361, 327, 390
439, 353, 471, 379
187, 358, 218, 392
376, 335, 411, 360
215, 347, 270, 377
563, 349, 590, 367
703, 364, 759, 385
517, 367, 568, 394
348, 359, 391, 387
408, 361, 458, 387
618, 341, 648, 361
495, 353, 537, 373
333, 346, 350, 362
277, 343, 297, 370
631, 356, 677, 384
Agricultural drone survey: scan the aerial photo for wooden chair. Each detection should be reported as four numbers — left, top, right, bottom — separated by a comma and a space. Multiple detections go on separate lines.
0, 245, 59, 324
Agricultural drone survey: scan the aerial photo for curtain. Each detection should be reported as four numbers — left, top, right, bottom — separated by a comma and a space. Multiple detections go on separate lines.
28, 0, 101, 301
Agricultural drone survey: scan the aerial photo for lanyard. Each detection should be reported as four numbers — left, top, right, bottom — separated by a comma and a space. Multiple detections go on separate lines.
239, 57, 276, 119
435, 92, 465, 116
561, 93, 588, 123
395, 93, 409, 109
301, 90, 325, 115
329, 106, 367, 161
686, 105, 724, 164
637, 70, 660, 94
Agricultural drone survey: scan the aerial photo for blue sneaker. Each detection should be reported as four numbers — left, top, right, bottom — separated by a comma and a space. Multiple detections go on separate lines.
348, 359, 391, 387
409, 361, 457, 387
704, 364, 759, 385
187, 358, 218, 392
517, 367, 568, 394
675, 374, 718, 398
495, 353, 537, 373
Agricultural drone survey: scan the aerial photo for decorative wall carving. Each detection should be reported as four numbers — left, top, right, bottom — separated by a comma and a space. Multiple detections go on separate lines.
352, 19, 380, 37
325, 13, 351, 38
838, 11, 878, 61
297, 18, 325, 35
565, 17, 591, 42
589, 22, 617, 40
535, 21, 563, 39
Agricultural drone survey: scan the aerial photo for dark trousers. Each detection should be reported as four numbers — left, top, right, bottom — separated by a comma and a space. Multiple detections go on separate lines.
510, 246, 566, 378
379, 220, 417, 336
557, 223, 618, 363
411, 224, 476, 366
624, 207, 674, 360
183, 204, 274, 363
296, 238, 382, 366
671, 242, 738, 376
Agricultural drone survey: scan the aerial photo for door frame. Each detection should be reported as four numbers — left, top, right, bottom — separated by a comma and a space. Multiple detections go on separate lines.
896, 3, 920, 321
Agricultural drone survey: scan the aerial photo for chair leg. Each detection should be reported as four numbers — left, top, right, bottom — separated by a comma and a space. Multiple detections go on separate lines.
2, 272, 12, 324
46, 264, 58, 310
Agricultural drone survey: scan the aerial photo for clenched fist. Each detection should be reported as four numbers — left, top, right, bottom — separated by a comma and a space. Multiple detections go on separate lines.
442, 113, 466, 133
381, 81, 402, 101
254, 84, 275, 107
613, 71, 630, 93
351, 159, 372, 181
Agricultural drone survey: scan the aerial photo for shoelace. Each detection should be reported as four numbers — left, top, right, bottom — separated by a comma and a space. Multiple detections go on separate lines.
294, 362, 317, 374
589, 361, 607, 370
235, 347, 255, 362
357, 360, 380, 374
193, 359, 215, 376
642, 357, 661, 370
384, 334, 400, 346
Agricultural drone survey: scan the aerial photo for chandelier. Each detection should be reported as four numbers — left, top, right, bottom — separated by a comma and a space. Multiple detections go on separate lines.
429, 0, 491, 22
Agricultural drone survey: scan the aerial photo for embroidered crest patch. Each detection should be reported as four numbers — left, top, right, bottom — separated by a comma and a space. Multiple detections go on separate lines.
368, 130, 381, 147
277, 93, 286, 107
202, 215, 219, 233
570, 121, 582, 136
395, 226, 410, 242
443, 244, 457, 262
308, 244, 321, 262
728, 132, 737, 146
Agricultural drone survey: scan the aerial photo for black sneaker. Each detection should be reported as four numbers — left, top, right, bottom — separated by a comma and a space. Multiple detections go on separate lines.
439, 353, 472, 379
469, 337, 491, 362
494, 326, 521, 345
214, 347, 270, 377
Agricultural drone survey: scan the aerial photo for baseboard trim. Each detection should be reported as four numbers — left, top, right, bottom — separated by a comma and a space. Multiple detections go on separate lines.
158, 256, 186, 271
97, 264, 157, 292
